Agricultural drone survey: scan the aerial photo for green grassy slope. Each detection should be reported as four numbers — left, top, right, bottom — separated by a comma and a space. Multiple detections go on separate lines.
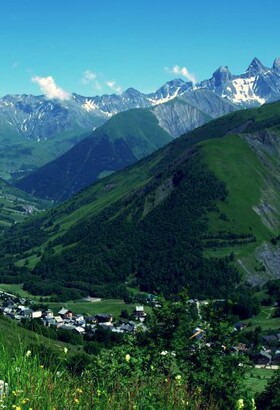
201, 135, 271, 240
200, 128, 280, 281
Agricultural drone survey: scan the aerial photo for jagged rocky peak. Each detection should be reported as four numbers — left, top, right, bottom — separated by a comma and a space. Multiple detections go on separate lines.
273, 58, 280, 72
123, 87, 142, 97
246, 57, 267, 73
152, 78, 192, 100
156, 78, 186, 93
212, 65, 233, 86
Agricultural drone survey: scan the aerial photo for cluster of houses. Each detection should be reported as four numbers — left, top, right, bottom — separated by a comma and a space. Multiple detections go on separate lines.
250, 334, 280, 367
0, 290, 147, 336
232, 322, 280, 367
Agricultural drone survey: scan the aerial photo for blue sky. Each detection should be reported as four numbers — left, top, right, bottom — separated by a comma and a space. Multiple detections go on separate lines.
1, 0, 279, 97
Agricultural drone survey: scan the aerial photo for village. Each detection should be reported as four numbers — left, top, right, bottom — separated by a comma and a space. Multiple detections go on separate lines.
0, 289, 279, 368
0, 289, 147, 337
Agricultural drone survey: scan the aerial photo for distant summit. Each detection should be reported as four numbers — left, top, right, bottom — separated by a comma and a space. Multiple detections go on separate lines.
273, 57, 280, 71
212, 66, 233, 87
246, 57, 268, 73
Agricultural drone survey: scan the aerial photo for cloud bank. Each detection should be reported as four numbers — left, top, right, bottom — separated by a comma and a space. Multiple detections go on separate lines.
165, 65, 197, 84
32, 76, 71, 100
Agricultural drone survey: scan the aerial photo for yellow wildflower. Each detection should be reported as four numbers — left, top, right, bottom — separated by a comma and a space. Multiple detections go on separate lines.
25, 350, 31, 357
125, 354, 131, 362
76, 388, 83, 394
236, 399, 244, 410
21, 398, 29, 404
73, 397, 79, 404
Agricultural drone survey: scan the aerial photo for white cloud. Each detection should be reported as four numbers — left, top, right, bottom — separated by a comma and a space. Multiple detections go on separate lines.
81, 70, 103, 92
81, 70, 122, 94
82, 70, 97, 84
31, 75, 71, 100
106, 80, 122, 94
165, 65, 197, 84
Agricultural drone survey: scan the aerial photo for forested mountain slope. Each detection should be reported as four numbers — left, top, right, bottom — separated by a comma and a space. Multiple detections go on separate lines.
1, 102, 280, 299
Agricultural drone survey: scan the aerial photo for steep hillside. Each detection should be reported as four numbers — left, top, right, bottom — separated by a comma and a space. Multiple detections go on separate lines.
2, 102, 280, 299
15, 109, 172, 201
201, 130, 280, 284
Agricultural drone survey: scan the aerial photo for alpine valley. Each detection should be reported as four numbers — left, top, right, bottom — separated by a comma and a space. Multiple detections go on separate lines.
1, 100, 280, 300
1, 56, 280, 410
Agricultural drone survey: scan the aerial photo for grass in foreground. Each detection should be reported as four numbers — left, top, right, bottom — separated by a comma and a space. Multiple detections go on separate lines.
0, 341, 217, 410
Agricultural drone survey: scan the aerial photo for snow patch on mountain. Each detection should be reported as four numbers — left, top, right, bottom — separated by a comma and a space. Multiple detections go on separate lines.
230, 77, 266, 105
147, 87, 181, 105
82, 99, 98, 112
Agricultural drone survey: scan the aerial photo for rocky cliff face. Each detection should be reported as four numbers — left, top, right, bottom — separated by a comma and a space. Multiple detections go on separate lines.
243, 128, 280, 282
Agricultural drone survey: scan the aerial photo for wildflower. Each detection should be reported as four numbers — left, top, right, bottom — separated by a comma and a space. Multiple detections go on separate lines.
125, 354, 131, 362
63, 347, 68, 355
236, 399, 244, 410
25, 350, 31, 358
73, 397, 79, 404
161, 351, 168, 356
21, 399, 29, 404
76, 388, 83, 394
97, 389, 101, 397
40, 365, 44, 369
175, 374, 182, 385
251, 398, 256, 410
12, 406, 21, 410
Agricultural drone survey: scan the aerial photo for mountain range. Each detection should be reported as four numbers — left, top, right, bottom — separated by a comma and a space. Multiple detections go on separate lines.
1, 57, 280, 181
